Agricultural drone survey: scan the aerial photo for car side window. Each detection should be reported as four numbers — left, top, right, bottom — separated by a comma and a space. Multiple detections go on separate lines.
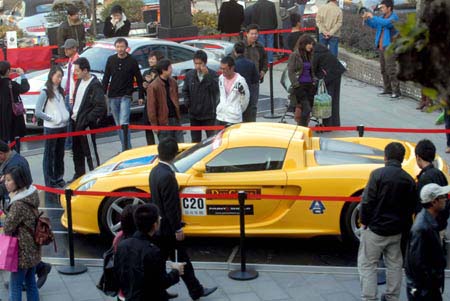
167, 46, 195, 64
206, 147, 286, 173
132, 45, 167, 69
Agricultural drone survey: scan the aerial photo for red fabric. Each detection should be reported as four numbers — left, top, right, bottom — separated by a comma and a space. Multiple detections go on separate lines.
6, 47, 53, 71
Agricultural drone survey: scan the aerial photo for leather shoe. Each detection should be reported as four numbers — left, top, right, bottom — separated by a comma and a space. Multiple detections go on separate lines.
166, 291, 178, 299
193, 287, 218, 300
378, 91, 391, 96
37, 262, 52, 289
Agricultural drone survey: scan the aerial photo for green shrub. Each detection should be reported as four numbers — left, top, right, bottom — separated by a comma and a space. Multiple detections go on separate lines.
100, 0, 144, 23
193, 10, 219, 36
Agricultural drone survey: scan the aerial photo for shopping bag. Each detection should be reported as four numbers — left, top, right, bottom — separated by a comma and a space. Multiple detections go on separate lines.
312, 79, 332, 119
0, 234, 19, 272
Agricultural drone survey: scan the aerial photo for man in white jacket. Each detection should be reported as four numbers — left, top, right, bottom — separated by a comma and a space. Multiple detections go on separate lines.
216, 56, 250, 125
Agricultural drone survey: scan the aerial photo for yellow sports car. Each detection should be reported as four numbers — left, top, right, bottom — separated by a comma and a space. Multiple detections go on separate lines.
60, 123, 449, 243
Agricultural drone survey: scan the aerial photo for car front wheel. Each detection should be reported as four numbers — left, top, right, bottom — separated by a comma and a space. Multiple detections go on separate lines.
341, 201, 361, 245
100, 189, 148, 237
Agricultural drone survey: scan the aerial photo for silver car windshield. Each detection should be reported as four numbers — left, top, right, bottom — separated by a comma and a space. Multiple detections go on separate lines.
80, 47, 116, 73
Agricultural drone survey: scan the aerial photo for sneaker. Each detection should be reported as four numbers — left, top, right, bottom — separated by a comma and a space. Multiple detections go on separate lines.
36, 262, 52, 289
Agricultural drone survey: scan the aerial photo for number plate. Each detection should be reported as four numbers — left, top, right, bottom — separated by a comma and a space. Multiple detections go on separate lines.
181, 197, 206, 216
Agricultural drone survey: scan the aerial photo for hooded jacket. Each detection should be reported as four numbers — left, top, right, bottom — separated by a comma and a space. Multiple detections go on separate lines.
4, 185, 41, 269
216, 73, 250, 124
103, 14, 131, 38
57, 17, 86, 55
35, 87, 70, 128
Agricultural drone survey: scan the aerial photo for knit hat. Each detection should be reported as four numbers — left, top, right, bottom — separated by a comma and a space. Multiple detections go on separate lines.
420, 183, 450, 204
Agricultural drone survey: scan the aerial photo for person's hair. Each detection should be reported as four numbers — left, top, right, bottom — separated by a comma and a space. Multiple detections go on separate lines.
234, 42, 245, 55
0, 61, 11, 76
158, 137, 179, 161
0, 140, 10, 153
193, 50, 208, 64
4, 166, 31, 191
290, 13, 302, 27
415, 139, 436, 163
385, 142, 405, 162
295, 34, 315, 61
148, 50, 164, 61
120, 204, 138, 238
110, 4, 123, 15
114, 38, 128, 47
156, 59, 172, 74
45, 65, 65, 100
74, 57, 91, 72
67, 5, 79, 16
380, 0, 394, 10
220, 55, 235, 68
246, 23, 260, 33
134, 204, 159, 233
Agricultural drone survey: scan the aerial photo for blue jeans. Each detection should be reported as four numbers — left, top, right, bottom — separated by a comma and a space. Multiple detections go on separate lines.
43, 126, 66, 202
9, 266, 39, 301
109, 96, 132, 150
319, 33, 339, 57
258, 33, 274, 63
64, 95, 72, 150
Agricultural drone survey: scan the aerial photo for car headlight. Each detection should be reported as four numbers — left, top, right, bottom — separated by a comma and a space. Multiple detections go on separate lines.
76, 179, 97, 191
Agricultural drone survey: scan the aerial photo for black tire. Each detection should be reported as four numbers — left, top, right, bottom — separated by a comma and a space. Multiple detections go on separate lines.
340, 201, 361, 246
99, 189, 149, 238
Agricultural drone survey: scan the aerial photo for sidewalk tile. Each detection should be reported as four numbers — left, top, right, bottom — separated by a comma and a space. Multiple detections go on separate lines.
249, 280, 290, 300
228, 292, 261, 301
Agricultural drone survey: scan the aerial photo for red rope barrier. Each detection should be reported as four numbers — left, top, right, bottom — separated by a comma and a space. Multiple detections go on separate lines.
20, 126, 121, 142
128, 125, 225, 131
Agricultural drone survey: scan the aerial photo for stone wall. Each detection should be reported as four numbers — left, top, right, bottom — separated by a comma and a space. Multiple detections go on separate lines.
339, 48, 422, 101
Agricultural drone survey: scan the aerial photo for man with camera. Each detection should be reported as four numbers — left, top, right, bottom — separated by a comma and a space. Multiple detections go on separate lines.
362, 0, 400, 99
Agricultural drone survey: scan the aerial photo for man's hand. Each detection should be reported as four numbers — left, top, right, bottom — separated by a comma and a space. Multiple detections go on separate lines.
16, 68, 25, 75
138, 99, 144, 106
145, 74, 153, 82
69, 98, 74, 105
170, 262, 186, 275
259, 71, 265, 79
143, 82, 148, 89
175, 229, 185, 241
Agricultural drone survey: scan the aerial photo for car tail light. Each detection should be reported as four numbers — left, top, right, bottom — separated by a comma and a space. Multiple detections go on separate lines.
26, 25, 45, 33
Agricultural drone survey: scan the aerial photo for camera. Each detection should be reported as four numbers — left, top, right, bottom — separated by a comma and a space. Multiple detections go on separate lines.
357, 3, 380, 15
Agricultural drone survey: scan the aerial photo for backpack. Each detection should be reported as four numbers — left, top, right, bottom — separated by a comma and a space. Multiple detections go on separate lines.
21, 201, 56, 251
96, 246, 119, 297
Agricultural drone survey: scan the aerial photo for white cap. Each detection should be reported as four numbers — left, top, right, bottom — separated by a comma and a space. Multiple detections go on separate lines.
420, 183, 450, 204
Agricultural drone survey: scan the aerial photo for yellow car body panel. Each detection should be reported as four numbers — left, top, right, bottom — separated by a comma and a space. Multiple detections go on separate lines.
60, 123, 449, 239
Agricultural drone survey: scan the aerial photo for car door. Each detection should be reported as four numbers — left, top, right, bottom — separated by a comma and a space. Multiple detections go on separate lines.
183, 146, 288, 231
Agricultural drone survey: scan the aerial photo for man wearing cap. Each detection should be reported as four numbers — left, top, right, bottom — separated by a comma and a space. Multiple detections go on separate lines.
358, 142, 417, 301
57, 5, 86, 56
62, 39, 80, 151
405, 183, 448, 301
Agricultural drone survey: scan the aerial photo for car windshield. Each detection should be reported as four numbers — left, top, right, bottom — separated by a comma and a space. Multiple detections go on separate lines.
80, 46, 116, 73
35, 4, 52, 14
173, 137, 215, 173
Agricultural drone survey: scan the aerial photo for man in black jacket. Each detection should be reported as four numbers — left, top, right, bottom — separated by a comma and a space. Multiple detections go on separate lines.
102, 38, 144, 151
405, 183, 449, 301
234, 42, 259, 122
312, 43, 346, 126
415, 139, 449, 231
218, 0, 244, 42
71, 57, 107, 180
251, 0, 278, 63
182, 50, 219, 142
149, 138, 217, 300
103, 5, 131, 38
115, 203, 185, 301
358, 142, 417, 301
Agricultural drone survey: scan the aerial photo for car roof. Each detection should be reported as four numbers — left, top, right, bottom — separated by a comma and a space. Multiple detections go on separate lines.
93, 37, 191, 51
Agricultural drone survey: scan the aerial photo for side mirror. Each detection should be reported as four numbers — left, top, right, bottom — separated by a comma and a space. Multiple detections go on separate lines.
191, 161, 206, 176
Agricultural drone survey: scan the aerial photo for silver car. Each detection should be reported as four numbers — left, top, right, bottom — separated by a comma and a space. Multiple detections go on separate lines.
20, 37, 221, 129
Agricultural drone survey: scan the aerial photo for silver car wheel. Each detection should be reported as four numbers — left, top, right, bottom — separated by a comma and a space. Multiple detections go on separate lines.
106, 197, 145, 236
350, 203, 361, 241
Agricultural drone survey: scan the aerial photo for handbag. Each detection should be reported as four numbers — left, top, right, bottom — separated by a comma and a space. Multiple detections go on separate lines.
9, 80, 26, 116
312, 79, 332, 119
0, 233, 19, 272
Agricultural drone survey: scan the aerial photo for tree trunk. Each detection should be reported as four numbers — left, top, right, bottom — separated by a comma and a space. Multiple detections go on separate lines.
91, 0, 97, 36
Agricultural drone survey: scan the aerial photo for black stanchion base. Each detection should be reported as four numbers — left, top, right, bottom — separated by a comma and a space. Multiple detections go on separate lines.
228, 269, 259, 281
263, 113, 282, 119
57, 264, 88, 275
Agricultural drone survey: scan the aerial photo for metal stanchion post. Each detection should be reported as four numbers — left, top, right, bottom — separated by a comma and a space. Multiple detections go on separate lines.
57, 189, 87, 275
264, 63, 282, 119
121, 124, 129, 151
14, 136, 21, 154
228, 191, 258, 281
357, 124, 365, 137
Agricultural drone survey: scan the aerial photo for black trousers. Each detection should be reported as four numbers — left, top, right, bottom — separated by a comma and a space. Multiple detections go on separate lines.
154, 235, 204, 299
190, 118, 216, 143
72, 121, 99, 178
407, 285, 442, 301
322, 76, 342, 127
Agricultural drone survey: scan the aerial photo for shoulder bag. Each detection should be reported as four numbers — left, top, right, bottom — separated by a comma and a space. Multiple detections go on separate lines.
9, 80, 26, 116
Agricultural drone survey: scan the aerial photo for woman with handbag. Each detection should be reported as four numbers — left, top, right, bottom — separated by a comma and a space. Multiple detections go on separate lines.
35, 66, 69, 201
0, 61, 30, 143
287, 35, 316, 126
3, 166, 41, 301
